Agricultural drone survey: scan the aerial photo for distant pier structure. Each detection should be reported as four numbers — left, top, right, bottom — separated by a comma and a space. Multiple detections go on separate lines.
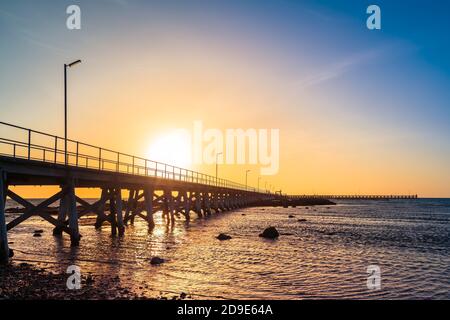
292, 195, 418, 200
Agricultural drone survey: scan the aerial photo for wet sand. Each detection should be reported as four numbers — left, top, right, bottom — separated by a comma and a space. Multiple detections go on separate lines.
0, 261, 190, 300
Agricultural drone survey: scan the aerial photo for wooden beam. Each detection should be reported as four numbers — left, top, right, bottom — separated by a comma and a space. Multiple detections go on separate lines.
124, 190, 138, 224
183, 191, 191, 220
135, 211, 147, 221
75, 195, 107, 219
144, 187, 155, 228
7, 188, 72, 235
115, 188, 125, 236
67, 182, 80, 246
124, 189, 135, 224
130, 189, 141, 225
6, 189, 33, 210
0, 170, 9, 264
53, 193, 68, 236
39, 211, 72, 233
152, 193, 165, 203
194, 192, 202, 217
203, 192, 211, 216
109, 189, 117, 236
7, 189, 66, 231
161, 189, 173, 224
95, 188, 110, 229
136, 191, 145, 201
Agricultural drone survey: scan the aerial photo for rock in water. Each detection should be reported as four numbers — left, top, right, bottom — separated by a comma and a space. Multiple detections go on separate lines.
150, 257, 165, 265
33, 233, 42, 237
288, 215, 295, 218
298, 219, 307, 222
216, 233, 232, 241
259, 227, 279, 239
85, 274, 95, 284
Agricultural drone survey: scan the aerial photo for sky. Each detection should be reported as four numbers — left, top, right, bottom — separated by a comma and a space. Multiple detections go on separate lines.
0, 0, 449, 197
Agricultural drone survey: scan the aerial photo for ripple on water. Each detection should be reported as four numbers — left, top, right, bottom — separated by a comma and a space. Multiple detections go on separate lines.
5, 199, 450, 299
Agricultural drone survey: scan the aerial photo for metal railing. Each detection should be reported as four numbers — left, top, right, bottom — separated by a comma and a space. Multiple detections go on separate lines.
0, 121, 265, 193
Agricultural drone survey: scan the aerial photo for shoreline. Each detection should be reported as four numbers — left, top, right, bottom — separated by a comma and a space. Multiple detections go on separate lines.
0, 261, 192, 300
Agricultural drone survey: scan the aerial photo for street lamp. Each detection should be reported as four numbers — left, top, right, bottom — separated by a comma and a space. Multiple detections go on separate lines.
245, 170, 251, 191
215, 152, 223, 186
64, 59, 82, 165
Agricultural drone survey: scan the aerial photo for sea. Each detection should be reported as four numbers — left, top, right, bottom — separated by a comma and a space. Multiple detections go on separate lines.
4, 198, 450, 299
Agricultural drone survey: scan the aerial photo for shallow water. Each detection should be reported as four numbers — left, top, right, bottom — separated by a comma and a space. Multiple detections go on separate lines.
5, 199, 450, 299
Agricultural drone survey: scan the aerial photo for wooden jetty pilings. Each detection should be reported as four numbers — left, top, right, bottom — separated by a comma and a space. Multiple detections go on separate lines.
0, 156, 273, 261
0, 121, 417, 263
0, 121, 298, 263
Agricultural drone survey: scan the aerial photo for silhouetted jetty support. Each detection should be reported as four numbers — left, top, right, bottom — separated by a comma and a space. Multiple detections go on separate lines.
0, 121, 320, 263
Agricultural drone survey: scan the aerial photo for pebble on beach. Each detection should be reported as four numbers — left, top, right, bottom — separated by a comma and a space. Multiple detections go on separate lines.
216, 233, 232, 241
150, 257, 165, 265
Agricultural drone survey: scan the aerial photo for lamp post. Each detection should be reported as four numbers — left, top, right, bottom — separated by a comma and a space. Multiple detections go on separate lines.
215, 152, 222, 186
64, 60, 82, 165
245, 170, 251, 191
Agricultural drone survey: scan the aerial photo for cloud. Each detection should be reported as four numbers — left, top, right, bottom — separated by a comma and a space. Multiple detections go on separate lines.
0, 7, 66, 55
106, 0, 130, 6
295, 47, 387, 89
0, 8, 26, 23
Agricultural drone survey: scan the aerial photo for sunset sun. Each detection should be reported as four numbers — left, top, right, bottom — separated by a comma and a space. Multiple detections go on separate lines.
147, 130, 192, 169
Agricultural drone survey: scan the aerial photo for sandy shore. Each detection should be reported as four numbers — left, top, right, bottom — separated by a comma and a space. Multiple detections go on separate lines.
0, 262, 189, 300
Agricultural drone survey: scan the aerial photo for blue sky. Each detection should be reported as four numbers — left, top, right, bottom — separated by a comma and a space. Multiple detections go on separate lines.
0, 0, 449, 195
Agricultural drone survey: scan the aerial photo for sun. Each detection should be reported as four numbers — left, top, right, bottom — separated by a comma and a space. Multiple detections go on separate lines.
147, 129, 192, 169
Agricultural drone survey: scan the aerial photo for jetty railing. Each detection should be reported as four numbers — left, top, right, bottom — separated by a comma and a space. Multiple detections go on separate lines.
0, 121, 264, 193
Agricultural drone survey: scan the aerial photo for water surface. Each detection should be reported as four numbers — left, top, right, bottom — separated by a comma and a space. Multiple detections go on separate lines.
5, 199, 450, 299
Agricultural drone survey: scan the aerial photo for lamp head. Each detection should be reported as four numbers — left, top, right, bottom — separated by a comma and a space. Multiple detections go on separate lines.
67, 60, 82, 67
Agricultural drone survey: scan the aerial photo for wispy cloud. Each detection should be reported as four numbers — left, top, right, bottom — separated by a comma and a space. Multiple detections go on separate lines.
0, 8, 26, 23
105, 0, 130, 7
295, 47, 387, 89
0, 7, 66, 55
